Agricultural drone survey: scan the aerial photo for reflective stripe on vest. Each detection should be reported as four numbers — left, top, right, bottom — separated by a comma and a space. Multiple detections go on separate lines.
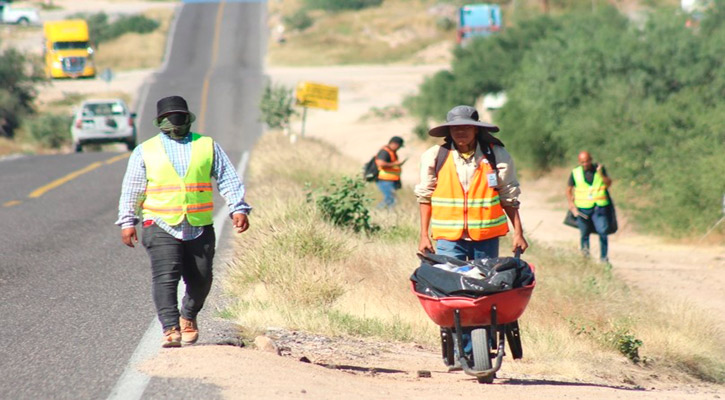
572, 166, 610, 209
431, 152, 509, 241
377, 146, 401, 181
141, 133, 214, 226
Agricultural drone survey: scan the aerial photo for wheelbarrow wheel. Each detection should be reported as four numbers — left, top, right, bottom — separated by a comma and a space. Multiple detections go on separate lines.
470, 327, 494, 383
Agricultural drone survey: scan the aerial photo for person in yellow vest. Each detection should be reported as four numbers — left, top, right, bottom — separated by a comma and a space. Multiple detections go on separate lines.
116, 96, 251, 348
566, 150, 612, 263
415, 105, 528, 261
375, 136, 406, 209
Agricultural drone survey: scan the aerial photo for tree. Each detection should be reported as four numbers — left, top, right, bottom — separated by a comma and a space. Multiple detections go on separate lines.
0, 46, 46, 137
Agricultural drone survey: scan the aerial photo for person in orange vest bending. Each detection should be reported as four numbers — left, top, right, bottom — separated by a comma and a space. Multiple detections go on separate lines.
415, 105, 528, 260
116, 96, 251, 348
375, 136, 406, 209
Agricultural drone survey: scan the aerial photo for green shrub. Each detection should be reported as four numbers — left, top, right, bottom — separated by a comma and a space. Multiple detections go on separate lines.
435, 16, 456, 31
0, 47, 46, 138
25, 113, 73, 149
412, 120, 429, 141
303, 0, 383, 12
68, 12, 160, 46
283, 9, 314, 31
259, 81, 297, 129
308, 176, 379, 234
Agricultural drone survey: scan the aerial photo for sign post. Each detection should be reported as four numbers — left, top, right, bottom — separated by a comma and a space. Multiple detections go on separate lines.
295, 81, 338, 137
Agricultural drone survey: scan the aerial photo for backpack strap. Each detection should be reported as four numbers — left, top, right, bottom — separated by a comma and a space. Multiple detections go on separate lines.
433, 142, 452, 177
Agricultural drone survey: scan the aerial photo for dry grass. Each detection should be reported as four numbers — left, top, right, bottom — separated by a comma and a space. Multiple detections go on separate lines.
267, 0, 456, 66
94, 8, 175, 71
226, 131, 725, 385
226, 131, 431, 341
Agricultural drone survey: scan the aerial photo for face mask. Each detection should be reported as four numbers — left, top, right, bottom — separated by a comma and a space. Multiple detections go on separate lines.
157, 116, 191, 140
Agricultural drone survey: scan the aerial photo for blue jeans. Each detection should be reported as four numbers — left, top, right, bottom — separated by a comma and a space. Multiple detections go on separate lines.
435, 238, 499, 261
376, 180, 397, 209
577, 206, 609, 261
435, 237, 499, 355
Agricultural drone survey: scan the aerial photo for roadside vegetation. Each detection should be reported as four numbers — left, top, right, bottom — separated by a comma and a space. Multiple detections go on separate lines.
72, 9, 175, 71
405, 3, 725, 237
227, 131, 725, 385
268, 0, 678, 66
0, 44, 46, 139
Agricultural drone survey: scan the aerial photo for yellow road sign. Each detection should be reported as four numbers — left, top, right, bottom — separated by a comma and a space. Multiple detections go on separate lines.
296, 81, 338, 111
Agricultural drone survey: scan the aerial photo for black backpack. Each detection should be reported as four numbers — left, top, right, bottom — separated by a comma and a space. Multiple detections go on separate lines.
362, 156, 379, 182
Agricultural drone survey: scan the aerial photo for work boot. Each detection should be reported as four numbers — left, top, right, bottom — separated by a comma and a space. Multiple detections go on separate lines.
162, 327, 181, 348
180, 317, 199, 345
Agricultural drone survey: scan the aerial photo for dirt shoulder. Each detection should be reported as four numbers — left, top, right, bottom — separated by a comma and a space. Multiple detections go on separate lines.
519, 170, 725, 330
137, 64, 724, 399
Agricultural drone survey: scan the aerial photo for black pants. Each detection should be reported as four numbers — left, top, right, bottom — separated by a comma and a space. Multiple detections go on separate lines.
142, 224, 215, 331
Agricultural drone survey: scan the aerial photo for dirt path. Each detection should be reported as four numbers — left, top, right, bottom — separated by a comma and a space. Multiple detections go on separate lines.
519, 171, 725, 330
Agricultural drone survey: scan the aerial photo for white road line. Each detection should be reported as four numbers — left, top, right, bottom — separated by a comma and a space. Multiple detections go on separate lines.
106, 151, 251, 400
213, 150, 251, 244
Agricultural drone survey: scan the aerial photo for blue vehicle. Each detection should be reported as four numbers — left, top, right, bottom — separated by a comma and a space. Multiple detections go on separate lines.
457, 3, 502, 44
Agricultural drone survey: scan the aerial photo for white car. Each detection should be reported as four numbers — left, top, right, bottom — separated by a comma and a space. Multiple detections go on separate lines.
71, 99, 137, 152
0, 2, 40, 25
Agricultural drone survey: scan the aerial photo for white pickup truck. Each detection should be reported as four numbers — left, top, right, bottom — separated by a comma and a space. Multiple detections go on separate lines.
0, 2, 40, 25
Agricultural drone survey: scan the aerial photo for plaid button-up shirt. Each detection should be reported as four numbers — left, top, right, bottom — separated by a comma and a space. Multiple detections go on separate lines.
116, 133, 252, 240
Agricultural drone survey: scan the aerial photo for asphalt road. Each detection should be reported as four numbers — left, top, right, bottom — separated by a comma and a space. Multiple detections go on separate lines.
0, 2, 266, 399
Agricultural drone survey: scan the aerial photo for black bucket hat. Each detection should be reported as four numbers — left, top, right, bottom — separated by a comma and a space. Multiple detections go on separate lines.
428, 105, 499, 137
154, 95, 196, 124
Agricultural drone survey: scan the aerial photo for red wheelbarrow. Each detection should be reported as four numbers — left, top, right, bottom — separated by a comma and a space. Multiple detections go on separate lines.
411, 251, 536, 383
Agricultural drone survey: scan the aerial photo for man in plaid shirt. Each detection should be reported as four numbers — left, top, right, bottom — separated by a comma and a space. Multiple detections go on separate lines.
116, 95, 251, 348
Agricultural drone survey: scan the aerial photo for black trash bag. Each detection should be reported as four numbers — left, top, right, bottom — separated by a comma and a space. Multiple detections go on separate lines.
411, 256, 535, 299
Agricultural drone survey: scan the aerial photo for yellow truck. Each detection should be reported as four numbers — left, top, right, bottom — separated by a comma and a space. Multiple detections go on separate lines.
43, 20, 96, 79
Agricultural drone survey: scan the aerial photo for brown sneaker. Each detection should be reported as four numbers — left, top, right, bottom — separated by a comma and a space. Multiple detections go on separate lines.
162, 327, 181, 348
180, 317, 198, 345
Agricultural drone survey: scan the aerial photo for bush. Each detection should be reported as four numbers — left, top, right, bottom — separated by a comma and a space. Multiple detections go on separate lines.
24, 113, 73, 149
303, 0, 383, 12
68, 12, 160, 46
0, 47, 46, 138
308, 176, 379, 234
283, 9, 314, 31
259, 81, 297, 129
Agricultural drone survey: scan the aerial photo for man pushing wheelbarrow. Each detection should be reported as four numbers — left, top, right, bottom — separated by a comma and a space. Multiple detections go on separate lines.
412, 105, 534, 383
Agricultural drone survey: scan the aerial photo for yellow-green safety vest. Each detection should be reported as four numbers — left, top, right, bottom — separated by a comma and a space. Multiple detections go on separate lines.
572, 166, 610, 209
141, 133, 214, 226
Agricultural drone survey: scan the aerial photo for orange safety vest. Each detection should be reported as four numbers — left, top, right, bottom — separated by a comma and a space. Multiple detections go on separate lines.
431, 151, 509, 241
376, 146, 401, 181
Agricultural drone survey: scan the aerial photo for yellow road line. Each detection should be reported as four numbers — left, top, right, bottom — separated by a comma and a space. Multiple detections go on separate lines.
3, 200, 22, 207
105, 153, 130, 165
198, 0, 226, 133
27, 153, 129, 200
29, 161, 104, 198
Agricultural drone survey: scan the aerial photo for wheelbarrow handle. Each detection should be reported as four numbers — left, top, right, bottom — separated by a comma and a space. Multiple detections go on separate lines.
514, 247, 522, 260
